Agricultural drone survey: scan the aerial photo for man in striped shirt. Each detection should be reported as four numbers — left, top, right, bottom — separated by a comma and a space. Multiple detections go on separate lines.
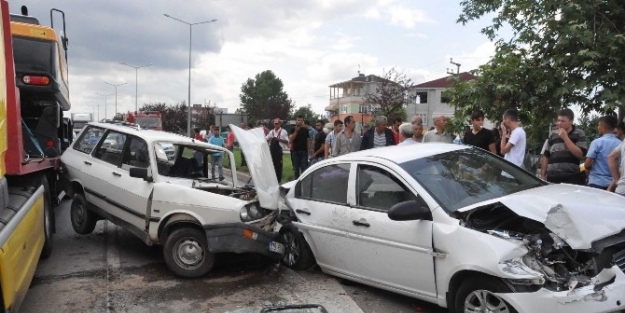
540, 108, 587, 185
324, 119, 343, 158
360, 115, 396, 150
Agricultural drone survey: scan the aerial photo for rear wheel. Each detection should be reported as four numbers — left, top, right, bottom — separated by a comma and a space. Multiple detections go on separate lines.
70, 193, 97, 235
163, 227, 214, 278
279, 224, 316, 270
40, 176, 54, 259
454, 277, 517, 313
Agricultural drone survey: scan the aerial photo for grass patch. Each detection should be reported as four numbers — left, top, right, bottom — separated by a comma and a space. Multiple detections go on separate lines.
225, 147, 295, 182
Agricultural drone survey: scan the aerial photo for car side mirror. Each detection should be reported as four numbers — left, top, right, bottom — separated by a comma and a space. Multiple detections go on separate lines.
129, 167, 153, 183
388, 200, 432, 221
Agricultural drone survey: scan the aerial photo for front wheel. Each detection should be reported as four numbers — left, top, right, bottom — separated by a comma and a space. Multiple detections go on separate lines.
163, 227, 214, 278
279, 224, 316, 270
454, 277, 517, 313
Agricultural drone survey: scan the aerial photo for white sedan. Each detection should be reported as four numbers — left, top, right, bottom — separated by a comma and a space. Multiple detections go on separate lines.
278, 143, 625, 313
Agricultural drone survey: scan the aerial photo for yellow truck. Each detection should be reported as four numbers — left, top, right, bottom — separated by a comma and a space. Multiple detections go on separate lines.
0, 2, 72, 311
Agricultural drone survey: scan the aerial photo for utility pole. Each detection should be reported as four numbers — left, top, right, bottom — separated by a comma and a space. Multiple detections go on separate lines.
446, 58, 461, 76
104, 81, 127, 116
97, 93, 113, 120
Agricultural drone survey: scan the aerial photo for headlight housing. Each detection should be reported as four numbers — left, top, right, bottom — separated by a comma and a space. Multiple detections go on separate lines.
240, 202, 269, 222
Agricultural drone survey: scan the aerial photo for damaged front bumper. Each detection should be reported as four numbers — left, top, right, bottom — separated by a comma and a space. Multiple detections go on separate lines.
499, 266, 625, 313
204, 223, 285, 261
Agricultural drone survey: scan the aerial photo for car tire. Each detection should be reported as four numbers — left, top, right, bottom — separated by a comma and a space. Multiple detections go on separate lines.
40, 176, 54, 259
163, 227, 214, 278
279, 224, 316, 270
70, 193, 97, 235
454, 276, 517, 313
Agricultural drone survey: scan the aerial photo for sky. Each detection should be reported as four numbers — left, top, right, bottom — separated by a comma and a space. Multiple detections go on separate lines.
14, 0, 497, 120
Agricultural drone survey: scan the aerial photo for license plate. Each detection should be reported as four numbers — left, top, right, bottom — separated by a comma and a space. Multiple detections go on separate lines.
269, 241, 285, 254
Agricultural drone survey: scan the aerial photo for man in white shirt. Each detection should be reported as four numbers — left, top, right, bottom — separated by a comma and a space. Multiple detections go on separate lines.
266, 118, 289, 182
608, 140, 625, 196
500, 109, 526, 167
324, 119, 343, 158
398, 123, 416, 145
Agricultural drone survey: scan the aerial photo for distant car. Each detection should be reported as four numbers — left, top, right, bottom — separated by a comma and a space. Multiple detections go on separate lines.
278, 144, 625, 313
60, 122, 285, 278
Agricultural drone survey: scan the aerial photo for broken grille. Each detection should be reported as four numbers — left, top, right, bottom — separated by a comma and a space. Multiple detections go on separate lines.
614, 248, 625, 273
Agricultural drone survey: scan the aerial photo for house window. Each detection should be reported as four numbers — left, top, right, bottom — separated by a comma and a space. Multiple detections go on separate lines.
340, 105, 348, 113
416, 92, 428, 104
441, 94, 451, 103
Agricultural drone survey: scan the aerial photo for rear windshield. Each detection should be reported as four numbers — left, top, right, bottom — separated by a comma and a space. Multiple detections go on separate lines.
13, 36, 54, 74
136, 117, 162, 129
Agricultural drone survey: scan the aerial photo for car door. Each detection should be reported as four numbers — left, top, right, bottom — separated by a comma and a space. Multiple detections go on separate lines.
346, 162, 437, 298
114, 136, 153, 232
63, 126, 104, 188
87, 130, 128, 217
290, 162, 355, 274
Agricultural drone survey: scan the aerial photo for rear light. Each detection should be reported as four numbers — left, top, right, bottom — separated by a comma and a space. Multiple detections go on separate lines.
46, 140, 55, 147
22, 75, 50, 86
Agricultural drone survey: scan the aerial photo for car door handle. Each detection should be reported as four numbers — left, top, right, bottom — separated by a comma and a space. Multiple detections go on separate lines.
296, 209, 311, 215
84, 161, 92, 165
112, 172, 122, 177
352, 220, 370, 227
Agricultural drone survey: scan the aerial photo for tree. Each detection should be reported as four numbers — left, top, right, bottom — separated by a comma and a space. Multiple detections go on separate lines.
363, 67, 413, 119
140, 102, 190, 134
458, 0, 625, 118
291, 104, 324, 123
239, 70, 294, 124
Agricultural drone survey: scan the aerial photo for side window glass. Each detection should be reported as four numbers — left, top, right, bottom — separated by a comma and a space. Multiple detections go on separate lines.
73, 126, 104, 154
94, 131, 127, 166
122, 137, 150, 169
298, 163, 350, 203
357, 165, 417, 211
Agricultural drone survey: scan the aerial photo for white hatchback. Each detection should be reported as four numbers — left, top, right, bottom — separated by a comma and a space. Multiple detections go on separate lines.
278, 143, 625, 313
60, 122, 285, 278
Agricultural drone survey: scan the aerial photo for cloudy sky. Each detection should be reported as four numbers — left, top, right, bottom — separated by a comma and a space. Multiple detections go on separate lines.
15, 0, 496, 120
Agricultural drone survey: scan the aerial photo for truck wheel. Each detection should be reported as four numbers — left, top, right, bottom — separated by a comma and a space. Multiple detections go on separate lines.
40, 176, 54, 259
454, 276, 517, 313
163, 227, 214, 278
70, 193, 97, 235
279, 224, 316, 270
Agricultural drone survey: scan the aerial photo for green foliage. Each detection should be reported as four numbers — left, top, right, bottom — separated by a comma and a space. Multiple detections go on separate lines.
457, 0, 625, 117
363, 67, 413, 118
291, 104, 325, 123
577, 114, 600, 142
239, 70, 294, 124
140, 102, 191, 135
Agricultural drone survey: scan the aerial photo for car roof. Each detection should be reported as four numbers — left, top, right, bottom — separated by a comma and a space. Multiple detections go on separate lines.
333, 143, 468, 164
86, 122, 194, 143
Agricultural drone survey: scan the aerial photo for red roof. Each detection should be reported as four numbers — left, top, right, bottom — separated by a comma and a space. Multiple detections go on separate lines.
414, 72, 477, 88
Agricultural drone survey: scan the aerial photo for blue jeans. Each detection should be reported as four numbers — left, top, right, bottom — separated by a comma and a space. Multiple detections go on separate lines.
291, 151, 309, 179
211, 155, 223, 179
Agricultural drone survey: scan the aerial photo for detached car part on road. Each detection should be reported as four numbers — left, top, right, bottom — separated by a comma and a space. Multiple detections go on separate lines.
278, 144, 625, 313
60, 123, 285, 277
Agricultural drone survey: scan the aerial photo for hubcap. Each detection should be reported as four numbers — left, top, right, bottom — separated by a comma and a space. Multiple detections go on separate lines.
282, 232, 300, 266
174, 239, 204, 269
73, 203, 85, 224
464, 289, 510, 313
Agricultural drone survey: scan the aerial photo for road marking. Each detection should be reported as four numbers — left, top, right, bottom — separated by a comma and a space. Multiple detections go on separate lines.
105, 221, 121, 312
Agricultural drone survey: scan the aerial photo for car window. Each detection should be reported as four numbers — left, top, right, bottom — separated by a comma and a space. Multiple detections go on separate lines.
122, 137, 150, 169
356, 165, 417, 212
94, 131, 127, 166
297, 163, 350, 204
73, 126, 104, 154
399, 148, 545, 213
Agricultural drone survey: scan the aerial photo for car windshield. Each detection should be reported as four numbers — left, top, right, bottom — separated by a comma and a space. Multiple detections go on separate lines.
136, 117, 162, 129
153, 141, 233, 180
399, 148, 545, 213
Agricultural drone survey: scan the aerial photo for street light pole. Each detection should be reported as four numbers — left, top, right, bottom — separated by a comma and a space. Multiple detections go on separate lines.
90, 101, 100, 121
163, 13, 217, 137
96, 92, 113, 120
120, 62, 152, 113
104, 81, 127, 116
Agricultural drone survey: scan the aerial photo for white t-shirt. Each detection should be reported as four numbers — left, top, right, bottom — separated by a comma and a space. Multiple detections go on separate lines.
265, 128, 289, 150
504, 127, 526, 167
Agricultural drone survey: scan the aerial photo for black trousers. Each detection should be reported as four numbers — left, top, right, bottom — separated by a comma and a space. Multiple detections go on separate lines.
270, 146, 283, 182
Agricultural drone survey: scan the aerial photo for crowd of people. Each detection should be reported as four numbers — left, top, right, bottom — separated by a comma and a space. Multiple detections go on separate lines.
195, 110, 625, 197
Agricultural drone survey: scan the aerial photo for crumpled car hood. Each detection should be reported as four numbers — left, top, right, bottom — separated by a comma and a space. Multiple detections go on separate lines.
462, 184, 625, 250
230, 124, 279, 210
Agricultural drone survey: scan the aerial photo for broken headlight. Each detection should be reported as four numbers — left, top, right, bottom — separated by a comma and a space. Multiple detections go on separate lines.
240, 203, 270, 222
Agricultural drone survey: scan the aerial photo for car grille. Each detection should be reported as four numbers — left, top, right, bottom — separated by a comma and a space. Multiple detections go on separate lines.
614, 248, 625, 273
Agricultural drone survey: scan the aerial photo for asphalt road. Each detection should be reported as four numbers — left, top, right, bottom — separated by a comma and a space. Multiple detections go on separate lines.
21, 199, 446, 313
